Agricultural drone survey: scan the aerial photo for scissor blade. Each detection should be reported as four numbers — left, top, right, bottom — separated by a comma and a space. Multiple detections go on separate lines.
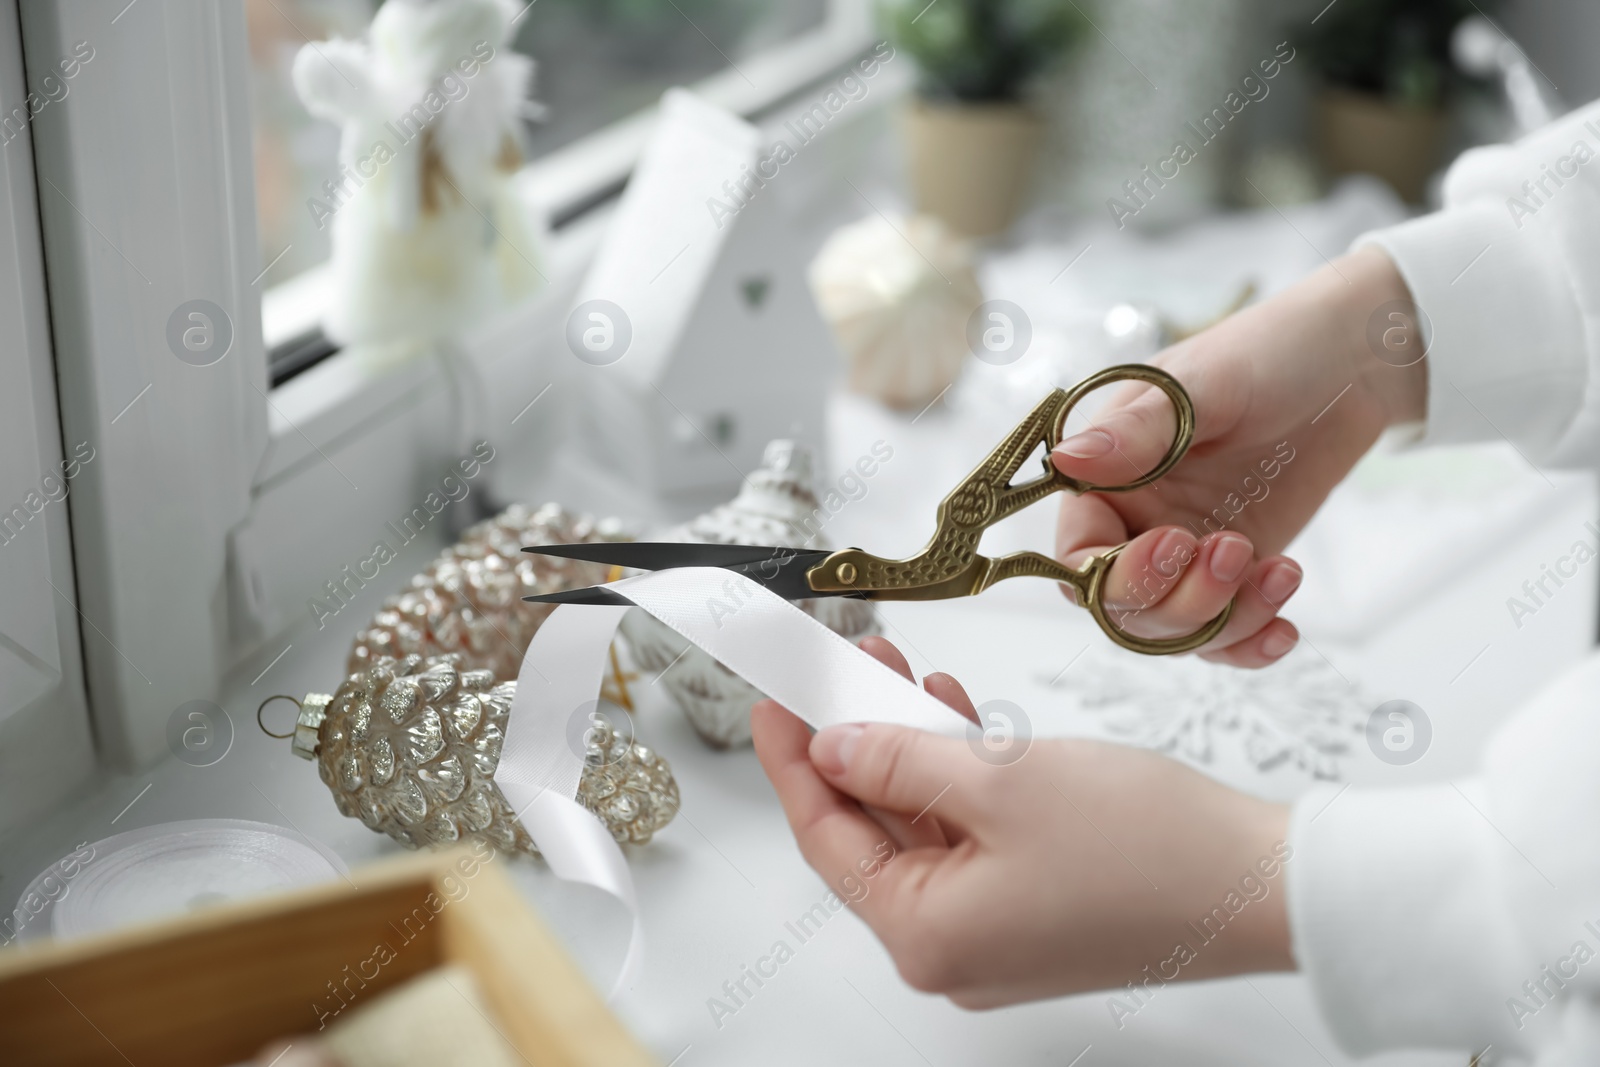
521, 547, 847, 605
523, 541, 805, 571
522, 586, 637, 606
722, 548, 840, 601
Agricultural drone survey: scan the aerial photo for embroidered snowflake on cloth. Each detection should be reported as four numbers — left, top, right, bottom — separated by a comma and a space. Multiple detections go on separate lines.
1047, 647, 1366, 780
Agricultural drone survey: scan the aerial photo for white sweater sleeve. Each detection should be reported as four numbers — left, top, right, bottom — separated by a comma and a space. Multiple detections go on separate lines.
1290, 654, 1600, 1059
1357, 101, 1600, 467
1290, 101, 1600, 1061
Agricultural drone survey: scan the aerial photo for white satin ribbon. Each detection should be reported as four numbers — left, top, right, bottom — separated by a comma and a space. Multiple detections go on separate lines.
497, 567, 969, 996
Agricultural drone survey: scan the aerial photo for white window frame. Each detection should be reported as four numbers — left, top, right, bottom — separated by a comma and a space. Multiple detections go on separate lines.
22, 0, 880, 768
0, 0, 95, 835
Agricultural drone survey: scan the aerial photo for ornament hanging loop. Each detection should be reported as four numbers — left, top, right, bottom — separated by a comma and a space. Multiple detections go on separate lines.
257, 695, 302, 739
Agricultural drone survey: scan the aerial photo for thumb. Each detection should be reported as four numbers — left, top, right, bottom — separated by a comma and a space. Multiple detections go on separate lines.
1050, 377, 1184, 487
810, 723, 977, 819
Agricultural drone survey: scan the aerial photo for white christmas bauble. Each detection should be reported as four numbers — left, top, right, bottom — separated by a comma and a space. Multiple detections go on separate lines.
808, 213, 983, 410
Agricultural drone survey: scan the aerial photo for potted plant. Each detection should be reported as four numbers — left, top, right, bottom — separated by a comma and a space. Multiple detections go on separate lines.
885, 0, 1089, 237
1299, 0, 1493, 203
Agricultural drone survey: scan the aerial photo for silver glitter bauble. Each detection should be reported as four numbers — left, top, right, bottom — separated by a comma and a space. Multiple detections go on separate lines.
295, 653, 678, 854
620, 440, 880, 748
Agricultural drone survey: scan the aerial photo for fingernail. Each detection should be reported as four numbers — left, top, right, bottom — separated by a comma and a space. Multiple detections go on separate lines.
1259, 562, 1303, 605
1053, 430, 1114, 459
812, 724, 864, 777
1208, 534, 1252, 584
1261, 629, 1296, 658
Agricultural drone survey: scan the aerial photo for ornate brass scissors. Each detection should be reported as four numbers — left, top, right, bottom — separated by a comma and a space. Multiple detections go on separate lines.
527, 365, 1233, 655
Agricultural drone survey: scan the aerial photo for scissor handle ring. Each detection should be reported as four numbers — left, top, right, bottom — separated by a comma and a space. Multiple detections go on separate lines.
1051, 364, 1197, 496
1081, 544, 1235, 655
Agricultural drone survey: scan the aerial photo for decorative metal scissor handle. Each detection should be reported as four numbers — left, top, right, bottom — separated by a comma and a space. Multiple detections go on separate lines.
807, 365, 1235, 655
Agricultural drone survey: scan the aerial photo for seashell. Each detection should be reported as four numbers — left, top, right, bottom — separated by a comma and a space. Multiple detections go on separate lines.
618, 440, 880, 748
808, 213, 984, 410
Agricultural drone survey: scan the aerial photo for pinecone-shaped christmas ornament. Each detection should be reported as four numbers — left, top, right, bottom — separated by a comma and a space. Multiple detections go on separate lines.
280, 653, 678, 856
349, 503, 631, 682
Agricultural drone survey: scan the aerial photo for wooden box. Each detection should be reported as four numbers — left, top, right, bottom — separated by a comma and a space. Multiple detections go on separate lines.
0, 848, 654, 1066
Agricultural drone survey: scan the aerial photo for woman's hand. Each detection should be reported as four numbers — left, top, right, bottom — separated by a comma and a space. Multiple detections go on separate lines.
1054, 245, 1426, 667
752, 637, 1294, 1009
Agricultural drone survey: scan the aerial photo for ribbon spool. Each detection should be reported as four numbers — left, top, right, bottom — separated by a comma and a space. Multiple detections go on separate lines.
10, 819, 348, 944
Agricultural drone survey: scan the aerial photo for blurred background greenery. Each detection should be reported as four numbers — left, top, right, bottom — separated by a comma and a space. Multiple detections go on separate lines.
1298, 0, 1499, 108
880, 0, 1089, 103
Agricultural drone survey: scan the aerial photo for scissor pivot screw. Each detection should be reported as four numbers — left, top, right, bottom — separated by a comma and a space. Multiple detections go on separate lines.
836, 562, 857, 584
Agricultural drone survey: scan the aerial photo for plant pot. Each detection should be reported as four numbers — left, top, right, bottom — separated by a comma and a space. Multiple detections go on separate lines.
1315, 87, 1446, 204
900, 99, 1042, 238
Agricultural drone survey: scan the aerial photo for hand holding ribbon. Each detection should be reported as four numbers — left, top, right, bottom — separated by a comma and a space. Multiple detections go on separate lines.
753, 636, 1296, 1008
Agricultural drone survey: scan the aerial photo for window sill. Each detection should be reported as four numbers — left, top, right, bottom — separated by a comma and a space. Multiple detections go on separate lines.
253, 200, 612, 495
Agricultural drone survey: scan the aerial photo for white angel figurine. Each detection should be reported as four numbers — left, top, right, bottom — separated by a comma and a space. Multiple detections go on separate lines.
293, 0, 544, 347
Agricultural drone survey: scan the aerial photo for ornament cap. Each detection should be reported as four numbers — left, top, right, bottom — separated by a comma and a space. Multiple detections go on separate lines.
291, 693, 332, 761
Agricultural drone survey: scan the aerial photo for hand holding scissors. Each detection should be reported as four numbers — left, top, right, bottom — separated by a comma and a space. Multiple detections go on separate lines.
528, 365, 1242, 655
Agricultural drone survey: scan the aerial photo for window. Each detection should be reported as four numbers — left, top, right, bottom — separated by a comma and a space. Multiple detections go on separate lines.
507, 0, 829, 161
246, 0, 372, 293
247, 0, 843, 371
